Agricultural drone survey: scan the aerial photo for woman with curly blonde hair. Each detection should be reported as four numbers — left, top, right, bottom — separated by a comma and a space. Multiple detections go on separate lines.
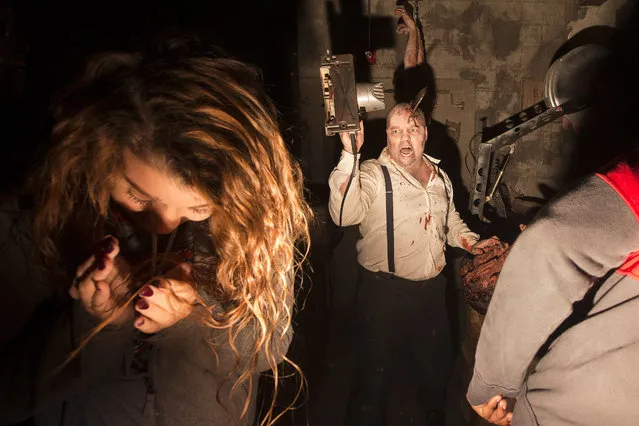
0, 42, 311, 426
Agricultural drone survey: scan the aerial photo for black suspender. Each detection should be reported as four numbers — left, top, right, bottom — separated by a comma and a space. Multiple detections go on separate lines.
434, 164, 451, 234
380, 165, 395, 274
380, 161, 451, 275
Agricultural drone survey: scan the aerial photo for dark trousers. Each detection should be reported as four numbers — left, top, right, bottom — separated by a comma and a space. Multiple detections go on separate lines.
345, 266, 453, 426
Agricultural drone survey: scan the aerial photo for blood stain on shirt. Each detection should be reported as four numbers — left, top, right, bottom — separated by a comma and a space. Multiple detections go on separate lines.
424, 214, 431, 230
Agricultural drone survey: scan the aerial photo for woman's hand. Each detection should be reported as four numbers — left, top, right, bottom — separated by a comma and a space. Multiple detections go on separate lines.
134, 263, 198, 334
69, 236, 134, 326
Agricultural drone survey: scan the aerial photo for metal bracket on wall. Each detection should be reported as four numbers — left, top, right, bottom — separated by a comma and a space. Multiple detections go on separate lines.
469, 43, 610, 221
469, 100, 565, 221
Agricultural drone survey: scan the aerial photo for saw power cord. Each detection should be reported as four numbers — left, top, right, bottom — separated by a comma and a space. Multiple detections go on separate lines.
338, 133, 359, 228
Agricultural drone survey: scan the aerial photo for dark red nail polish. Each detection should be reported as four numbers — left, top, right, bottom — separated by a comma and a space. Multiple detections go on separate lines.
97, 258, 106, 270
137, 299, 149, 310
104, 241, 115, 254
140, 286, 154, 297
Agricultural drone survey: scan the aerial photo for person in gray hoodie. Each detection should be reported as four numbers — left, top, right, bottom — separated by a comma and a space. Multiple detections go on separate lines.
0, 40, 311, 426
466, 151, 639, 425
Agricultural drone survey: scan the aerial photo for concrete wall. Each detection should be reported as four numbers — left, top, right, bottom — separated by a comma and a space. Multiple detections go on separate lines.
298, 0, 631, 215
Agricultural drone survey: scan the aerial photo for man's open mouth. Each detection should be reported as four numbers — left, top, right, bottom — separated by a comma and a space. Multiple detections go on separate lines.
400, 147, 413, 157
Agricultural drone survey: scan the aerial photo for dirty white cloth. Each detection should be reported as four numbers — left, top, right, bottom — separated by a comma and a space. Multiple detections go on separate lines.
329, 147, 478, 281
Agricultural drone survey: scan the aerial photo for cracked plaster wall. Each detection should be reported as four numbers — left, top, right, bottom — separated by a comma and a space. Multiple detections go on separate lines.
298, 0, 631, 212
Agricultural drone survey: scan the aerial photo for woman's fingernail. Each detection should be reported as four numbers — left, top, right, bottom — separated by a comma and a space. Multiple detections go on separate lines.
136, 318, 145, 327
137, 299, 149, 310
140, 286, 154, 297
104, 240, 115, 254
97, 258, 106, 270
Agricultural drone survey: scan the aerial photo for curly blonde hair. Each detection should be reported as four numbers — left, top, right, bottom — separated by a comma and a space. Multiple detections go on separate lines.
30, 45, 312, 425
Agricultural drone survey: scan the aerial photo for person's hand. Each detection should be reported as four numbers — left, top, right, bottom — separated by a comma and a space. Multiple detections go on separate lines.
395, 7, 417, 35
469, 394, 513, 425
70, 236, 134, 326
471, 236, 502, 255
134, 263, 198, 334
339, 120, 364, 154
395, 7, 424, 67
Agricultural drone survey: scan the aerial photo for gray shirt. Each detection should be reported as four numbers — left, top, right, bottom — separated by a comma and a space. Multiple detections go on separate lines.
467, 175, 639, 425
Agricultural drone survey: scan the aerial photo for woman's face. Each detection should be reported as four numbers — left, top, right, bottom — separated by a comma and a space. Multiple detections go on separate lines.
110, 149, 213, 234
